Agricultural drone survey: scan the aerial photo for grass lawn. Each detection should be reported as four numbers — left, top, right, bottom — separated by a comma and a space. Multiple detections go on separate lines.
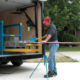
58, 46, 80, 52
46, 46, 80, 52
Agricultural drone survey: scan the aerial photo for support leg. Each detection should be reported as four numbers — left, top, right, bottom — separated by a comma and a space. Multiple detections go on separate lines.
44, 55, 49, 80
29, 58, 43, 78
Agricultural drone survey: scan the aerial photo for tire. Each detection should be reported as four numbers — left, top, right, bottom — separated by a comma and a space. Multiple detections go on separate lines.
0, 59, 9, 65
11, 59, 23, 66
1, 61, 9, 65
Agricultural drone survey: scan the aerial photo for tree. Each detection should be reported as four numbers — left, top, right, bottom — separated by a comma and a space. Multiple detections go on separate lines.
44, 0, 80, 41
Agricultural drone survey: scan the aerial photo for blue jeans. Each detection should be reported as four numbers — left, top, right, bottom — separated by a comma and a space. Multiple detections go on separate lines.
48, 40, 59, 73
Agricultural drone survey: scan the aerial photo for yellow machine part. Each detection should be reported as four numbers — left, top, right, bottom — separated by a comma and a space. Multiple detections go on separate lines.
10, 35, 15, 36
3, 49, 42, 53
26, 44, 42, 47
36, 35, 47, 41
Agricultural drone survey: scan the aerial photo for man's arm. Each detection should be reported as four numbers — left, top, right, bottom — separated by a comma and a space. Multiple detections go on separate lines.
41, 34, 52, 43
45, 34, 52, 42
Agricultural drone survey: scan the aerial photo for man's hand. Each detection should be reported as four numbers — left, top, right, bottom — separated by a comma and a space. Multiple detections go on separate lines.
41, 34, 52, 44
41, 40, 47, 44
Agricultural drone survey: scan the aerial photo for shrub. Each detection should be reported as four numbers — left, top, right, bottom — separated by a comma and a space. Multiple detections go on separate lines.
62, 32, 78, 42
58, 32, 78, 42
58, 32, 78, 46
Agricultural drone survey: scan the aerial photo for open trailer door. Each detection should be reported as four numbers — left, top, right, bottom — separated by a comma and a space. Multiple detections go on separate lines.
0, 0, 47, 66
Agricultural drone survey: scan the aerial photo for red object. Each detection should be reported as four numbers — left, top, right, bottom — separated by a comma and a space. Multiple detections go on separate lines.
41, 42, 80, 45
43, 17, 51, 24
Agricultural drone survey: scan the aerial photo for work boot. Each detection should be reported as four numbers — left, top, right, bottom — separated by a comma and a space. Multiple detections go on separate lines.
44, 71, 53, 78
53, 71, 57, 76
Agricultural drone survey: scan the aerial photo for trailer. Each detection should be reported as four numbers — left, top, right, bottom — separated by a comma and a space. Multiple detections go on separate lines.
0, 0, 46, 66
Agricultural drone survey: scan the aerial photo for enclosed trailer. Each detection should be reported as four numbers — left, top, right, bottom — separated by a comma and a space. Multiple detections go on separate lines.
0, 0, 46, 66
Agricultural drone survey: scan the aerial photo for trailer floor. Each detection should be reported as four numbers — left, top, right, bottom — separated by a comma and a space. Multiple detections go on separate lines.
0, 62, 80, 80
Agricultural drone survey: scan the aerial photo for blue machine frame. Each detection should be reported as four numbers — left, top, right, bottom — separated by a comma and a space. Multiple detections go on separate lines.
0, 20, 22, 55
0, 21, 4, 55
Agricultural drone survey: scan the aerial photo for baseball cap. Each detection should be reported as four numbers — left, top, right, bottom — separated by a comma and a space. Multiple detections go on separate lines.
43, 17, 51, 24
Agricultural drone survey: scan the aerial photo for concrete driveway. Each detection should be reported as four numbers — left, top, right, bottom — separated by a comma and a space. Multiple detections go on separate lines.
61, 52, 80, 61
0, 62, 80, 80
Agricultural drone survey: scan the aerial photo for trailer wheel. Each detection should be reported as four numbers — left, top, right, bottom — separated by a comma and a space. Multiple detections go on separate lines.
11, 59, 23, 66
1, 61, 9, 65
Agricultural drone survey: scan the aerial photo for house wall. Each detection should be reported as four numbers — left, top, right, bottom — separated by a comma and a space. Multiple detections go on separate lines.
0, 3, 42, 41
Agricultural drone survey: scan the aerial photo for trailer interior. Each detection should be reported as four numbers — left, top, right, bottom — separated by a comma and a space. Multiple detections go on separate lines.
0, 0, 45, 66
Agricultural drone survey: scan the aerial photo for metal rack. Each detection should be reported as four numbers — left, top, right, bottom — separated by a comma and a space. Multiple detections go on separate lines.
4, 23, 22, 40
0, 20, 22, 55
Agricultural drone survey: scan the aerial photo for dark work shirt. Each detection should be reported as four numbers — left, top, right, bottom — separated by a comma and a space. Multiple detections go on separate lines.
46, 24, 58, 42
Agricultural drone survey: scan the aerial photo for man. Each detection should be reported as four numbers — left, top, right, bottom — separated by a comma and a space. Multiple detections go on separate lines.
41, 17, 59, 78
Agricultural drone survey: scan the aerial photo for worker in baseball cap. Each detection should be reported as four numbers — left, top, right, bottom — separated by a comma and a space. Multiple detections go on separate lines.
41, 17, 59, 78
43, 17, 51, 24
